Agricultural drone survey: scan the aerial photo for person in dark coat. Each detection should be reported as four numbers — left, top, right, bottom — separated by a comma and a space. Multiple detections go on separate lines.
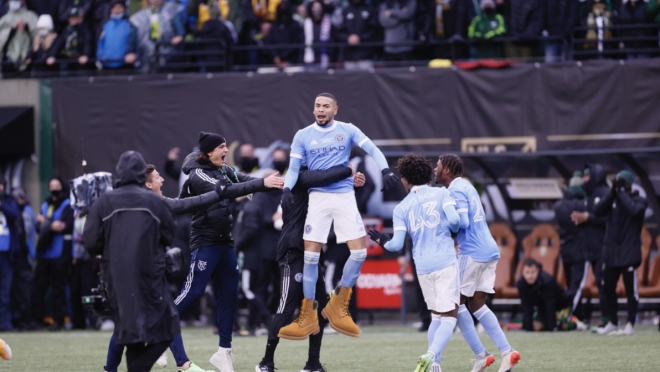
593, 170, 648, 335
196, 2, 234, 72
517, 258, 570, 332
615, 0, 652, 59
265, 1, 302, 69
544, 0, 578, 62
336, 0, 377, 70
82, 151, 179, 372
506, 0, 544, 59
0, 174, 21, 332
47, 7, 92, 69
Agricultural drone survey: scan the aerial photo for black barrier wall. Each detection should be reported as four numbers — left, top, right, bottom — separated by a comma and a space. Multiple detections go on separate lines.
52, 59, 660, 194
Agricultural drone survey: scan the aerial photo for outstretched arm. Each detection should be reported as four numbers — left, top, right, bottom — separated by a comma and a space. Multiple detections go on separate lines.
384, 230, 406, 252
361, 140, 399, 191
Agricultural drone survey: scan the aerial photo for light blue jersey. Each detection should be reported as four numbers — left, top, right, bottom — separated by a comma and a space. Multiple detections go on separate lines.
448, 177, 500, 262
392, 185, 458, 275
290, 120, 370, 193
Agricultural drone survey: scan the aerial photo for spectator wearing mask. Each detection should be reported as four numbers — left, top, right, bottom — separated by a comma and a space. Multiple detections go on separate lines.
0, 175, 20, 332
544, 0, 578, 62
616, 0, 652, 59
196, 2, 234, 72
594, 170, 648, 336
379, 0, 417, 62
0, 0, 38, 72
97, 0, 137, 69
506, 0, 544, 60
9, 187, 35, 331
468, 0, 506, 59
238, 142, 259, 174
47, 7, 92, 69
266, 0, 302, 70
31, 177, 74, 331
517, 259, 570, 332
336, 0, 377, 70
304, 0, 335, 70
26, 14, 57, 71
130, 0, 184, 73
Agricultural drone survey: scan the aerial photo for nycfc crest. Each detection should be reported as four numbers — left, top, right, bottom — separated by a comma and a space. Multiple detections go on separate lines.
198, 260, 207, 271
295, 273, 303, 282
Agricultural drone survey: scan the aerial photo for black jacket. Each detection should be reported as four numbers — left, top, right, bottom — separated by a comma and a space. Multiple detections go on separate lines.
553, 191, 587, 264
82, 151, 179, 345
197, 19, 235, 63
277, 166, 353, 261
517, 270, 568, 331
509, 0, 545, 39
336, 0, 378, 61
181, 151, 269, 250
266, 0, 303, 63
162, 191, 219, 216
50, 22, 93, 59
615, 1, 652, 49
237, 189, 282, 263
545, 0, 578, 36
594, 188, 647, 268
581, 164, 609, 262
0, 191, 20, 260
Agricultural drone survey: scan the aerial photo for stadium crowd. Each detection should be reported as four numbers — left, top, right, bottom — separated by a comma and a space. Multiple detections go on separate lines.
1, 0, 660, 74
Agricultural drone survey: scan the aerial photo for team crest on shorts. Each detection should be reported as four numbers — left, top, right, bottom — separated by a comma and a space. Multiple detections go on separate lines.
305, 225, 312, 234
198, 260, 207, 271
295, 273, 303, 282
335, 134, 346, 143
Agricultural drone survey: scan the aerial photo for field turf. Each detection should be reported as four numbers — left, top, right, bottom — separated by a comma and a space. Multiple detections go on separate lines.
1, 325, 658, 371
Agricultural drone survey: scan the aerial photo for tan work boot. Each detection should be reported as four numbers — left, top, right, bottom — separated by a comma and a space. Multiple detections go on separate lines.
278, 298, 320, 340
321, 285, 360, 338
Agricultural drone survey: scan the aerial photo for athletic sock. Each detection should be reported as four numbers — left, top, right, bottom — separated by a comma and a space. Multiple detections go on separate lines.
473, 305, 511, 356
457, 304, 486, 355
428, 317, 457, 361
261, 338, 279, 365
339, 249, 367, 288
427, 314, 442, 363
303, 252, 321, 300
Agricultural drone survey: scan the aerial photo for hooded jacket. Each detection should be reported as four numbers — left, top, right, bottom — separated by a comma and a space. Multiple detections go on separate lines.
517, 267, 568, 331
97, 14, 137, 68
181, 151, 270, 250
581, 163, 609, 262
82, 151, 180, 345
593, 186, 648, 268
509, 0, 545, 39
336, 0, 377, 61
553, 190, 587, 264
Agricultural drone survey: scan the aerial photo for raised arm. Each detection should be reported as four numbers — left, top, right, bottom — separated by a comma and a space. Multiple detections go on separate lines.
282, 156, 302, 190
350, 124, 399, 191
296, 166, 353, 190
163, 191, 220, 215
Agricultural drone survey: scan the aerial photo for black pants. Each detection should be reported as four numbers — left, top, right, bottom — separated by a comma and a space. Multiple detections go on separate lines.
265, 249, 329, 365
603, 265, 638, 326
243, 267, 272, 329
585, 259, 607, 322
563, 260, 588, 320
10, 253, 33, 328
31, 259, 69, 326
124, 339, 172, 372
70, 259, 97, 329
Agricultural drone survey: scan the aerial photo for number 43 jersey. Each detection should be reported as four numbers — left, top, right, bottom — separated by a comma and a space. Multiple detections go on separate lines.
448, 177, 500, 263
393, 185, 458, 275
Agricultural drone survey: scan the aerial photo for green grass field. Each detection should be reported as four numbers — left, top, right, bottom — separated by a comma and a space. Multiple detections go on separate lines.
1, 325, 658, 371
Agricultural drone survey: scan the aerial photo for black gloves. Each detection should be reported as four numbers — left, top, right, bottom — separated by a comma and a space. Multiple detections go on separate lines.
612, 178, 626, 193
214, 180, 228, 198
381, 168, 400, 191
368, 229, 391, 247
281, 187, 294, 213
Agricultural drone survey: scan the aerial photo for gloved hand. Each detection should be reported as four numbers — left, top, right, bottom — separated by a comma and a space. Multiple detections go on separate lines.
281, 187, 294, 213
381, 168, 400, 191
368, 229, 392, 247
215, 180, 228, 198
612, 178, 625, 193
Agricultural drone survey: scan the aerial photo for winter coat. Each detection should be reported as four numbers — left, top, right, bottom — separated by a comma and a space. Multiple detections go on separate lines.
517, 270, 568, 331
336, 0, 378, 61
594, 188, 648, 268
545, 0, 579, 36
266, 1, 303, 63
616, 0, 652, 50
0, 192, 20, 260
196, 19, 234, 65
468, 13, 506, 58
553, 191, 587, 264
97, 16, 137, 68
379, 0, 417, 54
0, 7, 38, 69
508, 0, 545, 39
82, 151, 180, 345
130, 2, 185, 72
162, 191, 219, 216
29, 31, 57, 66
58, 0, 92, 23
49, 22, 92, 59
581, 163, 608, 262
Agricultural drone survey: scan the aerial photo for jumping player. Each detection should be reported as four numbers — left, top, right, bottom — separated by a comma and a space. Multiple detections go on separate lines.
436, 154, 521, 372
278, 93, 399, 339
368, 154, 460, 372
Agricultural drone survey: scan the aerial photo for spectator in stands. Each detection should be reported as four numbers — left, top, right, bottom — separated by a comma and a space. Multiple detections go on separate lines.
92, 0, 111, 43
0, 0, 38, 72
468, 0, 506, 59
27, 0, 62, 30
58, 0, 91, 24
26, 14, 57, 71
304, 0, 335, 70
242, 0, 280, 65
594, 170, 648, 335
582, 0, 613, 55
46, 7, 92, 69
265, 1, 302, 69
238, 143, 259, 174
616, 0, 652, 59
517, 259, 570, 332
544, 0, 578, 62
293, 4, 306, 26
379, 0, 416, 62
31, 177, 73, 331
649, 0, 660, 33
0, 174, 20, 332
506, 0, 544, 60
97, 0, 137, 70
336, 0, 377, 70
196, 2, 234, 72
10, 187, 35, 331
130, 0, 184, 73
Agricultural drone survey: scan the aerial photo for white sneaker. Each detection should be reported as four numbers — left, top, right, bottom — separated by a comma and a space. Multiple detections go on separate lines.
497, 350, 521, 372
156, 351, 168, 368
430, 362, 442, 372
470, 351, 496, 372
623, 322, 635, 335
597, 321, 620, 335
210, 347, 235, 372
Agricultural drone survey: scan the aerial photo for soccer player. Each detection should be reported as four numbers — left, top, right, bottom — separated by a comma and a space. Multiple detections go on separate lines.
368, 153, 460, 372
436, 154, 521, 372
256, 165, 366, 372
278, 93, 399, 339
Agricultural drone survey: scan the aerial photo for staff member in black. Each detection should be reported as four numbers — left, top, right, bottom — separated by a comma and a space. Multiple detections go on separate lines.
593, 170, 647, 336
256, 165, 365, 372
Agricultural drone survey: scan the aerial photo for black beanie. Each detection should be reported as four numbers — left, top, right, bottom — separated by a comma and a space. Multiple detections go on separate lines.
198, 131, 226, 153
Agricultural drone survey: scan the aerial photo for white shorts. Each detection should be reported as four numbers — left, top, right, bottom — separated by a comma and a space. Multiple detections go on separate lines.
458, 254, 498, 297
303, 190, 366, 244
418, 262, 460, 313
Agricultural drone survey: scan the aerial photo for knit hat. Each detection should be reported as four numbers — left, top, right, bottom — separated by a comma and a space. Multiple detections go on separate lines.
36, 14, 54, 31
616, 170, 634, 186
481, 0, 495, 8
110, 0, 126, 10
568, 172, 584, 194
198, 131, 226, 153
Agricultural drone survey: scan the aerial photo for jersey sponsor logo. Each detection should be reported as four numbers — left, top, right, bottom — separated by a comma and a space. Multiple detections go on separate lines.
305, 224, 312, 234
308, 145, 346, 156
335, 134, 346, 143
311, 139, 318, 145
295, 273, 303, 282
198, 260, 207, 271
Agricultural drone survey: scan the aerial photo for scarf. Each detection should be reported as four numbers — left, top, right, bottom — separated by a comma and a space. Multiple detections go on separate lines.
304, 14, 331, 69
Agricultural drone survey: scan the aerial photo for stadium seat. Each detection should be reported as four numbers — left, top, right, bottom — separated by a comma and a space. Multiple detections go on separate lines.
638, 234, 660, 298
490, 223, 518, 298
616, 226, 652, 297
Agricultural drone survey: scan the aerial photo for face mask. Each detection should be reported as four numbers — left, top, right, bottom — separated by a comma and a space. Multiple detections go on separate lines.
9, 1, 21, 10
39, 28, 49, 35
50, 190, 61, 199
483, 7, 494, 15
273, 160, 288, 174
110, 13, 124, 20
240, 157, 259, 172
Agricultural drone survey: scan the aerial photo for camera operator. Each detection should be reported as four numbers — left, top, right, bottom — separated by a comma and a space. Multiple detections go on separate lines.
83, 151, 179, 372
593, 170, 648, 336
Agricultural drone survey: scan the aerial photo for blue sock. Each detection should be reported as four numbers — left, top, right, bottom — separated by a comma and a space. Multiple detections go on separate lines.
427, 314, 442, 363
303, 251, 320, 300
339, 249, 367, 288
457, 305, 486, 355
428, 317, 457, 362
474, 305, 511, 356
